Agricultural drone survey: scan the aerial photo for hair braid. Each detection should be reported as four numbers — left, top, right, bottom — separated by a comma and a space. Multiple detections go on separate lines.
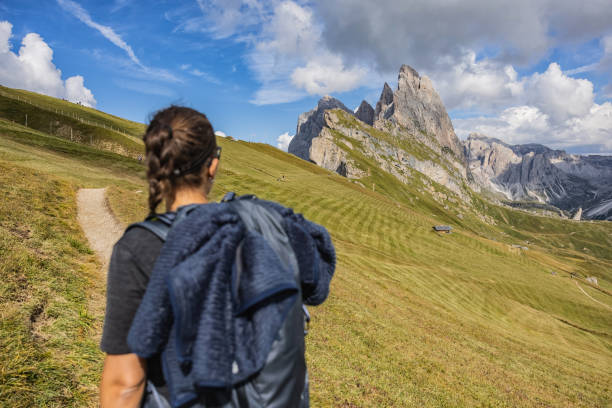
145, 122, 174, 214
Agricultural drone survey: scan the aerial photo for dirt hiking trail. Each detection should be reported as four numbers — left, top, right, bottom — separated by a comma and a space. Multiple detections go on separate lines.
77, 188, 123, 267
575, 281, 612, 311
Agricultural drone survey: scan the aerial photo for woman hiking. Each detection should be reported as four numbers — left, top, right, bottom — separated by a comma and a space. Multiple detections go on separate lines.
99, 106, 335, 408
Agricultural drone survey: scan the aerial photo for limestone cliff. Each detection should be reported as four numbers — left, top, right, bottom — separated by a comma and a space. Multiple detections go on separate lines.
288, 95, 353, 160
374, 65, 465, 160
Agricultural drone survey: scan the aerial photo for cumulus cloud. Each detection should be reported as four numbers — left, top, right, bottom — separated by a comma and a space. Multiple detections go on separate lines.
0, 21, 96, 107
190, 1, 369, 104
276, 132, 293, 151
525, 63, 594, 122
455, 102, 612, 153
291, 57, 365, 95
451, 63, 611, 153
65, 76, 96, 104
430, 57, 596, 120
214, 130, 227, 137
429, 51, 522, 112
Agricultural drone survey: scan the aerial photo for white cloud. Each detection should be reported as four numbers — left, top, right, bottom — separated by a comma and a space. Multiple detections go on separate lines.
430, 56, 597, 125
0, 21, 96, 107
524, 63, 594, 122
188, 1, 370, 104
215, 130, 227, 137
451, 61, 611, 153
57, 0, 141, 66
291, 57, 366, 94
84, 49, 179, 84
455, 102, 612, 153
65, 75, 96, 105
431, 57, 610, 151
430, 51, 522, 112
58, 0, 179, 83
0, 21, 11, 53
248, 1, 371, 104
276, 132, 293, 151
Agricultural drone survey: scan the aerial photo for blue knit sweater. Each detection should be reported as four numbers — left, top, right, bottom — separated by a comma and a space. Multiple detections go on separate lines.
127, 201, 335, 406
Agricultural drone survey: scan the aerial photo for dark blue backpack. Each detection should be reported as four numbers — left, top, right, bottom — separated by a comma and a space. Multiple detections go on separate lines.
128, 193, 310, 408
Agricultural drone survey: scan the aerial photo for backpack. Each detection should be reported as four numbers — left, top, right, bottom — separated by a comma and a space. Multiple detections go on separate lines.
128, 192, 310, 408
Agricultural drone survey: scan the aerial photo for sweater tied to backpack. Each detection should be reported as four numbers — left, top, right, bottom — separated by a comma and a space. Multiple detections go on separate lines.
127, 200, 335, 407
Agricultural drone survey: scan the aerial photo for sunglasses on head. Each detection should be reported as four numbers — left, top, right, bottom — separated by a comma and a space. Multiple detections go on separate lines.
173, 146, 222, 176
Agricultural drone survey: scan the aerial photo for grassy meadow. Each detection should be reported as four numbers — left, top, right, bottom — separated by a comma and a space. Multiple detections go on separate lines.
0, 88, 611, 407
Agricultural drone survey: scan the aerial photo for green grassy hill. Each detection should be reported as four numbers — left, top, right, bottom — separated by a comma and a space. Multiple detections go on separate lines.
0, 85, 145, 158
0, 90, 611, 407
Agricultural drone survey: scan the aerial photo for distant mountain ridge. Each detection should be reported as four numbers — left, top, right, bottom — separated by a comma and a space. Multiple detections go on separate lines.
465, 134, 612, 220
288, 64, 612, 221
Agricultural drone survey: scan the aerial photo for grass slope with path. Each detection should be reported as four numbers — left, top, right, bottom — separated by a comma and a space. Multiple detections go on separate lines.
0, 92, 611, 407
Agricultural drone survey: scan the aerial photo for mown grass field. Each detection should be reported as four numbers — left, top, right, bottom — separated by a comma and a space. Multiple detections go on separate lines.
0, 89, 611, 407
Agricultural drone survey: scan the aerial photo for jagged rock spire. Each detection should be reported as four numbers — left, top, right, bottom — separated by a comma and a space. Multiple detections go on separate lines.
355, 100, 374, 126
374, 82, 394, 120
374, 65, 464, 159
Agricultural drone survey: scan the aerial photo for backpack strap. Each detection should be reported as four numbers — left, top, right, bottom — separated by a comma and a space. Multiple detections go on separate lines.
125, 204, 201, 242
126, 214, 173, 242
221, 191, 257, 203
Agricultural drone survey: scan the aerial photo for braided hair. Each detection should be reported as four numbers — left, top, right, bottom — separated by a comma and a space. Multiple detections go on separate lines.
143, 106, 217, 214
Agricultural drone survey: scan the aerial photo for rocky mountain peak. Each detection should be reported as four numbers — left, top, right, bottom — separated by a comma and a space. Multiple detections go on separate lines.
374, 82, 394, 120
374, 65, 465, 159
355, 100, 375, 126
288, 95, 352, 159
397, 64, 422, 93
317, 95, 349, 111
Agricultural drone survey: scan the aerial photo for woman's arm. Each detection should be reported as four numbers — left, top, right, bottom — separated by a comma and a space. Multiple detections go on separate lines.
100, 353, 146, 408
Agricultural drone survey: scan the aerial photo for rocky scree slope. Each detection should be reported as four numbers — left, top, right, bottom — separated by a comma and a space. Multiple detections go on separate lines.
465, 134, 612, 220
288, 65, 469, 200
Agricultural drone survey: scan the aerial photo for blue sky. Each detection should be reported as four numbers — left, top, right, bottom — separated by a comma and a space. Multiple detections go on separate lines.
1, 0, 611, 153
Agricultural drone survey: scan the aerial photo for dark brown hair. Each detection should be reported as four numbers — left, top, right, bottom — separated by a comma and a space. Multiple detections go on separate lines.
143, 105, 217, 214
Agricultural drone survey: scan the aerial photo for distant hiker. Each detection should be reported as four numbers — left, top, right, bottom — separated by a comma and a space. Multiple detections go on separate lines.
99, 106, 336, 408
